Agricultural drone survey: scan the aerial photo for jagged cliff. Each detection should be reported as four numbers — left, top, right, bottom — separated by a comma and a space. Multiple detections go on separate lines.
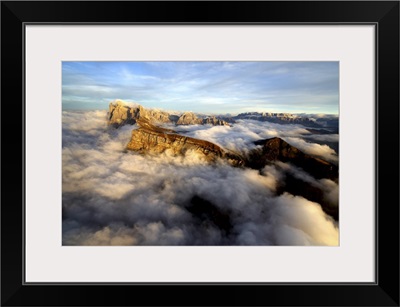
108, 100, 172, 128
126, 118, 244, 166
176, 112, 229, 126
109, 100, 230, 128
176, 112, 201, 125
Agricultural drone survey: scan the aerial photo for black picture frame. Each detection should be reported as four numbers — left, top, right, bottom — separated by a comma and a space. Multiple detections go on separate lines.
1, 1, 399, 306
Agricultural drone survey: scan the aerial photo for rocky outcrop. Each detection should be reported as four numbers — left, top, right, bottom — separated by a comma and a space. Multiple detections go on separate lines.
202, 116, 230, 126
108, 100, 172, 128
176, 112, 230, 126
108, 101, 139, 127
176, 112, 202, 125
247, 137, 338, 180
109, 101, 230, 128
126, 118, 244, 166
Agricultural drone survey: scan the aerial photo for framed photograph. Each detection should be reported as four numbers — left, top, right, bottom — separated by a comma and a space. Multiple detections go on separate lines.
1, 1, 399, 306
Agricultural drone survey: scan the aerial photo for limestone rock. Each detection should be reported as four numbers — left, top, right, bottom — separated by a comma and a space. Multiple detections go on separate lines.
126, 119, 244, 166
176, 112, 202, 125
108, 100, 139, 127
176, 112, 230, 126
108, 100, 172, 128
109, 101, 230, 128
202, 116, 230, 126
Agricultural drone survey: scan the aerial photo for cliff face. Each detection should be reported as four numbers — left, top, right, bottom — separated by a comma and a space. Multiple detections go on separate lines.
108, 100, 172, 128
176, 112, 202, 125
108, 101, 139, 127
126, 119, 244, 166
109, 101, 230, 128
202, 116, 230, 126
176, 112, 230, 126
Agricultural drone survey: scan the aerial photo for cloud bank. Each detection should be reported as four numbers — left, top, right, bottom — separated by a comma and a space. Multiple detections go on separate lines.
176, 119, 338, 162
62, 111, 339, 246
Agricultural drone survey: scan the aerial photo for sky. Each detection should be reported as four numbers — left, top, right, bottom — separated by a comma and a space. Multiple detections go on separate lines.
62, 61, 339, 114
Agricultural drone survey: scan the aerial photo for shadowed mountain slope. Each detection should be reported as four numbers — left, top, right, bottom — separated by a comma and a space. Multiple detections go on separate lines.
247, 137, 338, 181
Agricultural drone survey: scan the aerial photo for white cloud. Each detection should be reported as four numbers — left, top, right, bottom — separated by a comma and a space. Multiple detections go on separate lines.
177, 119, 338, 164
282, 137, 338, 164
62, 111, 339, 246
272, 193, 338, 246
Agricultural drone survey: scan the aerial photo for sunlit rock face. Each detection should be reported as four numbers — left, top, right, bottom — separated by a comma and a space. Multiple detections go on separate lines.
176, 112, 230, 126
108, 100, 172, 128
109, 101, 230, 128
126, 119, 244, 166
176, 112, 202, 125
201, 116, 230, 126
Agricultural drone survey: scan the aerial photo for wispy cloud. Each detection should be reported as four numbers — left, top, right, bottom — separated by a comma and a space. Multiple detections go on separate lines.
62, 61, 339, 114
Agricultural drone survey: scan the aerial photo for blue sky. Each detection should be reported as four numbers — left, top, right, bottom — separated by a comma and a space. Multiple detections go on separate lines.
62, 61, 339, 114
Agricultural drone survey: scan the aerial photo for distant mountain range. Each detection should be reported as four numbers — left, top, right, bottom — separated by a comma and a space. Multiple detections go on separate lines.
109, 100, 230, 128
108, 100, 338, 130
233, 112, 321, 127
108, 101, 339, 220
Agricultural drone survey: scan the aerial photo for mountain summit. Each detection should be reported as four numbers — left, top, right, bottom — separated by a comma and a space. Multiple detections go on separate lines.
108, 100, 229, 128
108, 100, 171, 128
176, 111, 230, 126
126, 117, 244, 166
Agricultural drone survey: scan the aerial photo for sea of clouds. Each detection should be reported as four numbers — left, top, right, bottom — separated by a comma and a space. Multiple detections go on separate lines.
62, 110, 339, 246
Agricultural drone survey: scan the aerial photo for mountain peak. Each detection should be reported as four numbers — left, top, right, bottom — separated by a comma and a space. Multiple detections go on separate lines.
108, 100, 230, 127
249, 137, 337, 180
126, 118, 244, 166
108, 100, 170, 128
176, 112, 200, 125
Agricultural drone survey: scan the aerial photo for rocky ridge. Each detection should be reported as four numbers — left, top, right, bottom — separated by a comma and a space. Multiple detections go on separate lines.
109, 100, 230, 128
176, 112, 230, 126
248, 137, 338, 181
126, 118, 244, 166
108, 100, 172, 128
123, 118, 337, 181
